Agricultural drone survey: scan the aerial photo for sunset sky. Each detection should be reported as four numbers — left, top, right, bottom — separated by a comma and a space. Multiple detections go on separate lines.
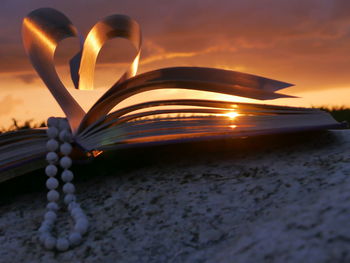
1, 0, 350, 128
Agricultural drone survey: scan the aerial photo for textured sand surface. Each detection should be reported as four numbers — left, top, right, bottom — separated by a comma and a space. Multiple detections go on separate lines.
0, 130, 350, 262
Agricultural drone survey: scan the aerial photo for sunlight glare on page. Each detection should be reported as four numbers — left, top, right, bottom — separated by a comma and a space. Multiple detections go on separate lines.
223, 111, 240, 120
23, 18, 56, 52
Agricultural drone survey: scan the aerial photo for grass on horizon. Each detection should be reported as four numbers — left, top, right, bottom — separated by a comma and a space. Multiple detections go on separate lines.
1, 106, 349, 133
0, 118, 46, 133
318, 106, 350, 126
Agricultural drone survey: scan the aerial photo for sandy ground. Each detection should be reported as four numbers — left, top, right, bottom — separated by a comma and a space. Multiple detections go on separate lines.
1, 130, 350, 263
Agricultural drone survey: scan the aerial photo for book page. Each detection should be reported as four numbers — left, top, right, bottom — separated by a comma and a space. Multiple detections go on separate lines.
78, 68, 295, 132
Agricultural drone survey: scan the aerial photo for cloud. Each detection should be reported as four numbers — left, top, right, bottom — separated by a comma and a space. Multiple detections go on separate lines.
0, 0, 350, 93
16, 73, 38, 84
0, 95, 23, 116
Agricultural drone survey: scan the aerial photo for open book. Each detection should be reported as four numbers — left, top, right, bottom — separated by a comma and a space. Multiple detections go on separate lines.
0, 8, 345, 183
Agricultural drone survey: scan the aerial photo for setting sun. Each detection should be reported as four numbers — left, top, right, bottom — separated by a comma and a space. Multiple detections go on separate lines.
223, 111, 240, 120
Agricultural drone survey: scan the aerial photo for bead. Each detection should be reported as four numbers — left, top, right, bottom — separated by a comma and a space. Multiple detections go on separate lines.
68, 202, 79, 211
46, 127, 58, 138
45, 165, 57, 177
59, 130, 72, 142
46, 177, 59, 190
47, 190, 59, 202
71, 207, 82, 217
60, 142, 72, 155
72, 212, 85, 221
44, 211, 57, 221
64, 194, 76, 204
46, 152, 58, 164
61, 170, 74, 182
39, 224, 50, 233
75, 220, 88, 234
41, 219, 54, 228
74, 214, 87, 224
58, 119, 70, 130
46, 202, 59, 211
40, 116, 88, 251
56, 238, 70, 251
47, 117, 59, 127
39, 233, 49, 244
44, 236, 56, 250
44, 219, 56, 228
60, 156, 72, 169
46, 139, 59, 152
69, 232, 82, 246
78, 217, 88, 226
63, 183, 75, 194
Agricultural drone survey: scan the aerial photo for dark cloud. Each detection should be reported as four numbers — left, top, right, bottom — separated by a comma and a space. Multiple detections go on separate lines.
16, 73, 38, 84
0, 0, 350, 92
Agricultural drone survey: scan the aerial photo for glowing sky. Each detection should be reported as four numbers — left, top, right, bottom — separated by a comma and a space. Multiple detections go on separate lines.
1, 0, 350, 128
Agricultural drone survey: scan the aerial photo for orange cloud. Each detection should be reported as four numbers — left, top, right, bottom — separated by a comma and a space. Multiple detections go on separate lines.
0, 95, 23, 116
0, 0, 349, 98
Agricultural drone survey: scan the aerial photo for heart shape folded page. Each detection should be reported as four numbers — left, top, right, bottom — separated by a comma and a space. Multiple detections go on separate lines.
22, 8, 293, 134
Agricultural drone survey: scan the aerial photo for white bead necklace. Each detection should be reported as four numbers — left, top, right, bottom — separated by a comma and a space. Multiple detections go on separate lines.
39, 117, 89, 251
